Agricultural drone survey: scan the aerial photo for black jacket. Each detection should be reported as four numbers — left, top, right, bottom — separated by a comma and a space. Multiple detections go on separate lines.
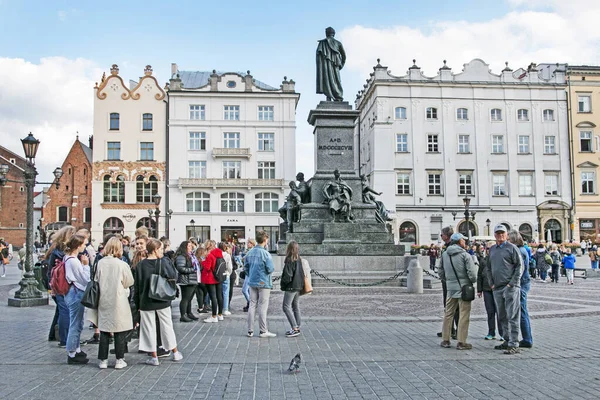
476, 253, 492, 292
134, 257, 177, 311
175, 255, 197, 285
280, 259, 305, 291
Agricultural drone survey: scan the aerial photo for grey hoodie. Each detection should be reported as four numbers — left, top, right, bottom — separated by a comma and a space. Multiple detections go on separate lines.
441, 244, 477, 299
485, 241, 523, 290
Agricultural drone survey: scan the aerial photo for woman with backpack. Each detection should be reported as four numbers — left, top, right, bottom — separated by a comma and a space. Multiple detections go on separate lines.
280, 241, 310, 338
589, 245, 598, 269
533, 244, 551, 282
549, 245, 562, 283
201, 240, 224, 323
174, 240, 199, 322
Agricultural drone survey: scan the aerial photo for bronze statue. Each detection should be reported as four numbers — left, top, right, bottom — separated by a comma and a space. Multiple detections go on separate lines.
278, 173, 311, 232
316, 27, 346, 102
323, 169, 353, 222
295, 172, 311, 204
360, 174, 392, 224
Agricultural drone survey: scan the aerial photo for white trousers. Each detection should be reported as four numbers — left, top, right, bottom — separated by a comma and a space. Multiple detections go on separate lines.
139, 308, 177, 353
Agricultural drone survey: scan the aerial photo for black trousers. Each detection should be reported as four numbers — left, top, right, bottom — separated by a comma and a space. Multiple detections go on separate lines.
206, 283, 223, 316
98, 331, 127, 360
196, 283, 208, 309
179, 284, 196, 317
49, 297, 59, 340
229, 270, 237, 304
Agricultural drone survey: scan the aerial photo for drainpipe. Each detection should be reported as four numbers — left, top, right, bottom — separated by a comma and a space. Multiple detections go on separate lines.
567, 65, 576, 241
164, 96, 170, 238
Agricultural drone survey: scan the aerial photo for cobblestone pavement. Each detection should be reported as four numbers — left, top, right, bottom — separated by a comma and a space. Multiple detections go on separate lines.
1, 258, 600, 399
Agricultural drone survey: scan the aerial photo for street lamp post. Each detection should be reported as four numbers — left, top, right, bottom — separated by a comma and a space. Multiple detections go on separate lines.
486, 218, 491, 236
1, 133, 64, 307
190, 219, 196, 240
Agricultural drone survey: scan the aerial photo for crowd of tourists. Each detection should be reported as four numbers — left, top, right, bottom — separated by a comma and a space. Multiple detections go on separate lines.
41, 225, 311, 369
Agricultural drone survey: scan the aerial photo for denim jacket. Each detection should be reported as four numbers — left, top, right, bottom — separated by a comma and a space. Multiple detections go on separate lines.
243, 245, 275, 289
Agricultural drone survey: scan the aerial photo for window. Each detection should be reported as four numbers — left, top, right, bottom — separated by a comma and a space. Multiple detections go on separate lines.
578, 95, 591, 113
223, 132, 240, 148
395, 107, 407, 120
426, 107, 438, 120
84, 207, 91, 223
518, 135, 530, 154
136, 218, 156, 238
186, 192, 210, 212
397, 173, 410, 195
142, 113, 153, 130
224, 105, 240, 120
491, 108, 502, 121
580, 131, 593, 152
582, 171, 595, 194
517, 109, 529, 121
140, 142, 154, 160
459, 173, 473, 195
107, 142, 121, 160
255, 193, 279, 213
103, 217, 124, 237
258, 106, 274, 121
427, 134, 439, 152
136, 175, 158, 203
188, 161, 206, 179
493, 174, 507, 196
258, 133, 275, 151
221, 192, 244, 212
109, 113, 120, 130
456, 108, 468, 120
222, 161, 241, 179
58, 206, 68, 222
544, 136, 556, 154
427, 173, 442, 195
458, 135, 470, 153
543, 109, 555, 121
226, 80, 236, 88
518, 173, 533, 196
189, 105, 205, 120
189, 132, 206, 150
103, 175, 125, 203
519, 223, 533, 242
545, 174, 559, 195
396, 134, 408, 152
257, 161, 275, 179
492, 135, 504, 153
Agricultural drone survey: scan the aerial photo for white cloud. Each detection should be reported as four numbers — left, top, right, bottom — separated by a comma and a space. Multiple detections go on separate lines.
0, 57, 102, 183
57, 10, 67, 21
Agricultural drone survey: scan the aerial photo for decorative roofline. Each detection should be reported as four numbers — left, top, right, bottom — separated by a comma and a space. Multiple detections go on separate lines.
95, 64, 166, 101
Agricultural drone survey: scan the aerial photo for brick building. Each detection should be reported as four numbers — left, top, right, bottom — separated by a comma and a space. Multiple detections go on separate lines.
43, 137, 93, 237
0, 145, 29, 245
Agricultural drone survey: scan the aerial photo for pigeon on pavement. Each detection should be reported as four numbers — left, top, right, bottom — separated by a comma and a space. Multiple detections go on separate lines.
288, 353, 301, 373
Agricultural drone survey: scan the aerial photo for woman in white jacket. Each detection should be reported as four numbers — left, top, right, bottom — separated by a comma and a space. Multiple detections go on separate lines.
218, 242, 234, 316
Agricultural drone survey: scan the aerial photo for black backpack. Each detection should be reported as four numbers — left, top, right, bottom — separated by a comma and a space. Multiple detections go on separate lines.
213, 257, 227, 283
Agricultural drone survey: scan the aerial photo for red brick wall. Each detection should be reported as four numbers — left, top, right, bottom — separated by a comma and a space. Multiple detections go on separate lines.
0, 147, 29, 245
43, 140, 93, 232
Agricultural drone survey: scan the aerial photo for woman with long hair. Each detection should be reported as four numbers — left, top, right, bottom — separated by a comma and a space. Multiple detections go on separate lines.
280, 240, 310, 337
174, 240, 199, 322
134, 238, 182, 366
201, 240, 224, 323
218, 242, 234, 316
194, 246, 209, 314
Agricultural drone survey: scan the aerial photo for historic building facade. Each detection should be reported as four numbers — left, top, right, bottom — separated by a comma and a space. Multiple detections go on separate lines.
0, 146, 29, 244
91, 64, 167, 241
356, 59, 571, 246
166, 64, 299, 248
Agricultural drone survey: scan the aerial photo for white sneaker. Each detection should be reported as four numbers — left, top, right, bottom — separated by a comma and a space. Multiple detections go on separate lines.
217, 315, 224, 321
223, 310, 232, 316
259, 331, 277, 338
145, 357, 159, 366
204, 316, 218, 323
172, 351, 183, 361
98, 359, 108, 369
114, 359, 127, 369
1, 274, 5, 278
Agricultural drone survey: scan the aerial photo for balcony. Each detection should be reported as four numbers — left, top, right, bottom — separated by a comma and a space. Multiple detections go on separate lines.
211, 148, 251, 159
178, 178, 285, 189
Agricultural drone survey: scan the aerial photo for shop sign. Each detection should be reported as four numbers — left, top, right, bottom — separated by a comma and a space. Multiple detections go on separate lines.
580, 220, 595, 229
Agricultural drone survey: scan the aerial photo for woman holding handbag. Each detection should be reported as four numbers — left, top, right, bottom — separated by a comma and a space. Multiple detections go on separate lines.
280, 241, 310, 338
134, 238, 183, 366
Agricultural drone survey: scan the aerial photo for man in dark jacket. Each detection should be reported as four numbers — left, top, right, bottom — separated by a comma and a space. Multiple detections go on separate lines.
477, 244, 502, 340
437, 226, 458, 339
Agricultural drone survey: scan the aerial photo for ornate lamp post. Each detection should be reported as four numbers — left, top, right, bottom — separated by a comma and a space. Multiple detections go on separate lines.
486, 218, 491, 236
147, 194, 161, 238
1, 133, 63, 306
462, 196, 476, 245
190, 219, 196, 240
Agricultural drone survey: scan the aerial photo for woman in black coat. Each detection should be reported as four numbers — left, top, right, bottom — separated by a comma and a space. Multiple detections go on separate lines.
174, 241, 198, 322
280, 240, 309, 338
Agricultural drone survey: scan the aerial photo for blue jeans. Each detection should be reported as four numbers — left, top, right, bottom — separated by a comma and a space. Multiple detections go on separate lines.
55, 294, 70, 346
520, 282, 532, 345
222, 276, 230, 312
592, 261, 598, 269
65, 286, 85, 353
242, 278, 250, 302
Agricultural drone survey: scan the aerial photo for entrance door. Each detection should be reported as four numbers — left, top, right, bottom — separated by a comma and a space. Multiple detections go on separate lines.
220, 226, 245, 244
544, 219, 562, 243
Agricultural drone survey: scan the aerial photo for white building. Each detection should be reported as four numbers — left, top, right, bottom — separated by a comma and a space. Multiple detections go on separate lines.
91, 64, 167, 240
166, 65, 299, 248
356, 59, 571, 246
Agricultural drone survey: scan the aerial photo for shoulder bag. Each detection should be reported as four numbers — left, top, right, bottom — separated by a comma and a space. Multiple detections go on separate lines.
449, 254, 475, 302
81, 261, 100, 309
149, 259, 177, 301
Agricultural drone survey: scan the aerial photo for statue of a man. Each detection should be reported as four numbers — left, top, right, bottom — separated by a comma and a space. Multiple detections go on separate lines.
295, 172, 311, 204
323, 169, 353, 222
360, 174, 392, 224
316, 27, 346, 102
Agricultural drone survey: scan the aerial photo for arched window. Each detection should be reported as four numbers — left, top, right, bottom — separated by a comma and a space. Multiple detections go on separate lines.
395, 107, 407, 120
458, 221, 478, 238
142, 113, 153, 131
544, 219, 562, 243
491, 108, 502, 121
501, 222, 511, 231
109, 113, 120, 130
186, 192, 210, 212
103, 174, 124, 203
221, 192, 244, 212
136, 217, 156, 238
456, 108, 468, 120
399, 221, 417, 245
426, 107, 437, 120
255, 193, 279, 213
543, 109, 555, 121
136, 175, 158, 203
519, 223, 533, 243
103, 217, 124, 237
517, 109, 529, 121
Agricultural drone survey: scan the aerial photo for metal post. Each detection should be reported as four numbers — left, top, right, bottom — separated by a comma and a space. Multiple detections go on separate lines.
155, 208, 160, 238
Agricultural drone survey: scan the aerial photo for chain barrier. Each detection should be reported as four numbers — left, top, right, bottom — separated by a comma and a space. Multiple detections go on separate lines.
422, 268, 441, 280
306, 269, 409, 287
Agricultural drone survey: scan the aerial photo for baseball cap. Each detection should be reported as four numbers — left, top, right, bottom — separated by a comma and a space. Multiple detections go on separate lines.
450, 232, 467, 242
493, 224, 507, 233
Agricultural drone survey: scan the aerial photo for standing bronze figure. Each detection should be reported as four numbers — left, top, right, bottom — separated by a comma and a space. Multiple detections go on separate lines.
316, 27, 346, 102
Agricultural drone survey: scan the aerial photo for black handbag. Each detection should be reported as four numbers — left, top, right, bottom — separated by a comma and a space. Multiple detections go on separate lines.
449, 254, 475, 302
81, 263, 100, 309
149, 259, 177, 301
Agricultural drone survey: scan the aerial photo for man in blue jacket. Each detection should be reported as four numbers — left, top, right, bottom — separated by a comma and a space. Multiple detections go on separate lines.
244, 230, 276, 338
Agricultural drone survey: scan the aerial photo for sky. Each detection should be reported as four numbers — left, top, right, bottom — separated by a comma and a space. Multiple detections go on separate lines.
1, 0, 600, 184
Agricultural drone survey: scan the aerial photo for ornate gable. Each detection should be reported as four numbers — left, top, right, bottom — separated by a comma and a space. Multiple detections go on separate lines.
130, 65, 166, 100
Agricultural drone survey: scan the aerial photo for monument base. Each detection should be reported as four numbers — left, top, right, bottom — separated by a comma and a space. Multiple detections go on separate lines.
8, 296, 49, 307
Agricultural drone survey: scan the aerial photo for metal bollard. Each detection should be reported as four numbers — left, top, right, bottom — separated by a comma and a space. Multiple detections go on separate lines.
406, 258, 423, 294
